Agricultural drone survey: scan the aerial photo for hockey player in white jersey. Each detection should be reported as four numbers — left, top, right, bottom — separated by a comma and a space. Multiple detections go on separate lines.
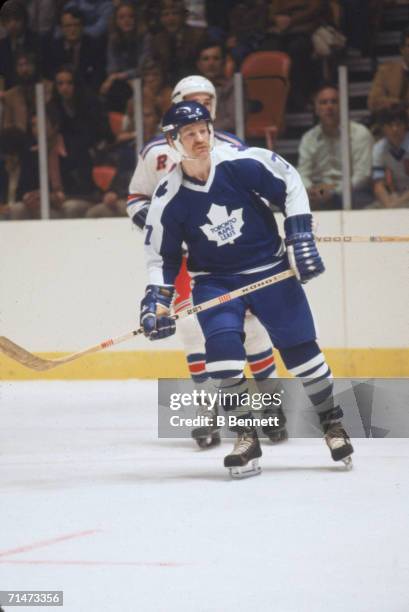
140, 101, 354, 478
128, 76, 287, 448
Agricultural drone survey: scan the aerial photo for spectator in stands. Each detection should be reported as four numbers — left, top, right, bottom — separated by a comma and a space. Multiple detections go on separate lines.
1, 52, 52, 134
63, 0, 113, 39
0, 128, 25, 218
118, 93, 162, 150
372, 104, 409, 208
141, 59, 172, 114
298, 85, 374, 209
85, 97, 162, 218
259, 0, 326, 111
151, 0, 207, 85
368, 26, 409, 114
225, 0, 267, 67
85, 190, 127, 218
339, 0, 370, 57
0, 121, 65, 219
310, 1, 345, 83
26, 0, 56, 37
0, 0, 39, 90
47, 65, 111, 216
42, 8, 105, 91
100, 1, 151, 113
205, 0, 235, 40
195, 39, 235, 132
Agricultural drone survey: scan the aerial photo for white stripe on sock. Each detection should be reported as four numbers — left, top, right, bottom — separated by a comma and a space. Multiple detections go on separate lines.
290, 353, 324, 376
304, 363, 330, 380
206, 360, 245, 373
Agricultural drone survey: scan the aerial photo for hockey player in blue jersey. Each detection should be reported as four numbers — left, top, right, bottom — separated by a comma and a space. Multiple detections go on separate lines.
140, 101, 354, 478
129, 75, 287, 448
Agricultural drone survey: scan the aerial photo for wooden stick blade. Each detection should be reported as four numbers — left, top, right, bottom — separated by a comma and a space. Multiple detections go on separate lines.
0, 336, 59, 371
0, 330, 142, 372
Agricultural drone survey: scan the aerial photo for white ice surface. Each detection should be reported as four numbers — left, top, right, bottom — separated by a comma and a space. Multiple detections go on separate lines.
0, 381, 408, 612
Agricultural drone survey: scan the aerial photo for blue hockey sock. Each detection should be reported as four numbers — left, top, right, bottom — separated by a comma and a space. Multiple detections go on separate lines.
205, 331, 246, 380
205, 331, 249, 412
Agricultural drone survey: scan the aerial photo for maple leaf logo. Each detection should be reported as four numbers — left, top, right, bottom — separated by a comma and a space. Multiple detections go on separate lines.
200, 204, 244, 246
156, 181, 168, 197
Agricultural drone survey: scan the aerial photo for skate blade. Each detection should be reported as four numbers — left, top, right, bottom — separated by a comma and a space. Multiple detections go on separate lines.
228, 459, 262, 479
342, 456, 353, 471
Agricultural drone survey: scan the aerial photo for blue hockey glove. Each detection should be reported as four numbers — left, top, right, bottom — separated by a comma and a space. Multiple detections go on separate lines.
284, 214, 325, 283
140, 285, 176, 340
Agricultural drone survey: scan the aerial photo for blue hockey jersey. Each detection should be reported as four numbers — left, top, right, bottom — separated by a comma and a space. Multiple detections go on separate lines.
144, 146, 310, 285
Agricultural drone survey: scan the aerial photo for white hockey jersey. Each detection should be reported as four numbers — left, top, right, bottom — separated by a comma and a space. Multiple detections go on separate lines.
127, 131, 245, 226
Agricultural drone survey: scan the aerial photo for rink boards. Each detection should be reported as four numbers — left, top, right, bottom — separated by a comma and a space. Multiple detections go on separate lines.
1, 211, 408, 379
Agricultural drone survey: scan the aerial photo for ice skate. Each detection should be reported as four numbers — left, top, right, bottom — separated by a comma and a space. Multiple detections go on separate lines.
262, 407, 288, 444
324, 422, 354, 469
191, 403, 221, 449
224, 427, 262, 479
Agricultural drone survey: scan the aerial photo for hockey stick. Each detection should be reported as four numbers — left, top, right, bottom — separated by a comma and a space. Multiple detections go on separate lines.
0, 268, 295, 372
315, 235, 409, 243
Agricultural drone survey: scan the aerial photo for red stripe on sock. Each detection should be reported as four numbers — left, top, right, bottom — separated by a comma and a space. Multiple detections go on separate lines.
249, 355, 275, 374
188, 362, 206, 374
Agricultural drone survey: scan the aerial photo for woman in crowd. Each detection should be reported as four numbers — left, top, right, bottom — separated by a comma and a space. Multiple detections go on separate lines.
47, 65, 111, 216
100, 1, 151, 112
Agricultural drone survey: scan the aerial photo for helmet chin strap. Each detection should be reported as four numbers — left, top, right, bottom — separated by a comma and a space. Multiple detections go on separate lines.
168, 149, 208, 163
170, 123, 215, 162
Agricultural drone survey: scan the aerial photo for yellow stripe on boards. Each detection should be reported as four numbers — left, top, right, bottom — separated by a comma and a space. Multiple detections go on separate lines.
0, 349, 408, 380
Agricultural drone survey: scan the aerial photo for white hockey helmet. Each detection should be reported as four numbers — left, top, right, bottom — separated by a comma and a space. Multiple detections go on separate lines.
171, 75, 217, 120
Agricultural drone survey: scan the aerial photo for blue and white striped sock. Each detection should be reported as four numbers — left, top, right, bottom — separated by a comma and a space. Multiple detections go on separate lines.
280, 342, 343, 426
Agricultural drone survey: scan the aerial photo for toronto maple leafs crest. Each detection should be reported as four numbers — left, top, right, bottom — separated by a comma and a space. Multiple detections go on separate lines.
200, 204, 244, 246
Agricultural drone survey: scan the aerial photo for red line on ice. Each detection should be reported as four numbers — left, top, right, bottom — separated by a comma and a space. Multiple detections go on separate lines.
0, 529, 102, 558
0, 559, 185, 567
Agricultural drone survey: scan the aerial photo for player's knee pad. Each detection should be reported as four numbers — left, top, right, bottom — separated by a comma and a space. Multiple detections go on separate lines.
177, 315, 206, 355
176, 317, 207, 383
205, 331, 246, 379
243, 312, 272, 354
